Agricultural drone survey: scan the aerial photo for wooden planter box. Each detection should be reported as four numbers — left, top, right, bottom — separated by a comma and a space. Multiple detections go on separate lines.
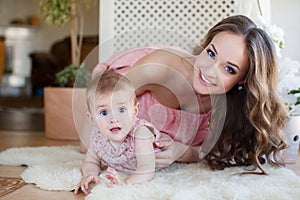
44, 87, 87, 140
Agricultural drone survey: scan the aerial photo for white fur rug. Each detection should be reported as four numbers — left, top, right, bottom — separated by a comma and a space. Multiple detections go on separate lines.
1, 146, 300, 200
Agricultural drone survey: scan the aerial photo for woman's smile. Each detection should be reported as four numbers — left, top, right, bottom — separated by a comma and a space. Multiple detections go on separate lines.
198, 71, 216, 87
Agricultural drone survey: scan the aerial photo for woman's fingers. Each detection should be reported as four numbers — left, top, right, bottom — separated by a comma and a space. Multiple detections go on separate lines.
155, 139, 173, 149
155, 150, 173, 169
155, 141, 187, 169
154, 138, 174, 169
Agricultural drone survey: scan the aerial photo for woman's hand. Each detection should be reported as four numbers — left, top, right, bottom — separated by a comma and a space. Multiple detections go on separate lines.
154, 140, 186, 169
154, 140, 200, 169
74, 175, 100, 195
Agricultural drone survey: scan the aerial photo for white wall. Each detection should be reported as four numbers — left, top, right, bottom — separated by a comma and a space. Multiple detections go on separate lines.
271, 0, 300, 62
0, 0, 99, 52
0, 0, 298, 62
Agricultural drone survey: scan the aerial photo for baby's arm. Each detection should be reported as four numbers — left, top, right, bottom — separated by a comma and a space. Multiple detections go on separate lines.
125, 126, 156, 184
106, 126, 155, 185
74, 147, 101, 195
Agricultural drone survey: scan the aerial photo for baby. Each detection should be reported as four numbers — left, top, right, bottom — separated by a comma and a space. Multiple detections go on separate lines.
74, 70, 171, 195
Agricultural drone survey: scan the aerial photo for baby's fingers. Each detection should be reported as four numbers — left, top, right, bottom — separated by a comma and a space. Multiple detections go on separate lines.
73, 182, 88, 195
82, 182, 90, 194
107, 167, 117, 174
73, 184, 81, 195
92, 176, 100, 184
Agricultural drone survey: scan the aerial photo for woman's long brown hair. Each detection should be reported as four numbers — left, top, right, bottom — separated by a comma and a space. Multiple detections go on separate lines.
196, 15, 288, 174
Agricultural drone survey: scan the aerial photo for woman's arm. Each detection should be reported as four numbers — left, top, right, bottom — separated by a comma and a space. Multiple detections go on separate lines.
177, 144, 201, 162
155, 140, 200, 169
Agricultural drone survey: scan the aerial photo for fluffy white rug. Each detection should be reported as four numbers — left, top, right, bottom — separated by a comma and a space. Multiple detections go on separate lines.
1, 146, 300, 200
0, 146, 83, 191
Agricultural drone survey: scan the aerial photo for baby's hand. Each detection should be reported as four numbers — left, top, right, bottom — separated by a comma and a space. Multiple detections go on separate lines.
74, 175, 100, 195
105, 167, 125, 186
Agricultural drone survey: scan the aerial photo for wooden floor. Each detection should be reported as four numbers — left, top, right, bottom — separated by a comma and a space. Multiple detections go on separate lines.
0, 96, 85, 199
0, 96, 299, 199
0, 96, 44, 131
0, 130, 84, 200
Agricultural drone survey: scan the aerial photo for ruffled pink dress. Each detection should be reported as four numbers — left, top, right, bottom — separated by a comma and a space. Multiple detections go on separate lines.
92, 46, 211, 147
92, 118, 171, 173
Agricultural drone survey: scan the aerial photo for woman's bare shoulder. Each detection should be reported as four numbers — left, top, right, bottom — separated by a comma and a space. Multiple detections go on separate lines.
133, 48, 192, 67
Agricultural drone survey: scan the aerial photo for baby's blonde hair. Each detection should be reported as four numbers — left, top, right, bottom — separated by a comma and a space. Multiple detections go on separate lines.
86, 70, 137, 113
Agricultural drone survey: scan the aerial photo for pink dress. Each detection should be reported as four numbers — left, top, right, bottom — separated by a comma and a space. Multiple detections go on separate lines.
92, 46, 211, 147
92, 118, 171, 173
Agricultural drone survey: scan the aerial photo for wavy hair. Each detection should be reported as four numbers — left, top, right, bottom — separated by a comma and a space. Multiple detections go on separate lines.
196, 15, 288, 174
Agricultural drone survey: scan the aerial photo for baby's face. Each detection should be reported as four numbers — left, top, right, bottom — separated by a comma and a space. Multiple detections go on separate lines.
93, 88, 139, 144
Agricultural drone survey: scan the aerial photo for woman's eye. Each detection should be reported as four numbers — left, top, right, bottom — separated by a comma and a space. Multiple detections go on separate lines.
207, 49, 215, 58
99, 110, 108, 116
119, 107, 127, 113
224, 66, 236, 74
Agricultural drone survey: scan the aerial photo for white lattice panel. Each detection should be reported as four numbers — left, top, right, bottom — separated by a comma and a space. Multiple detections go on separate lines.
100, 0, 237, 61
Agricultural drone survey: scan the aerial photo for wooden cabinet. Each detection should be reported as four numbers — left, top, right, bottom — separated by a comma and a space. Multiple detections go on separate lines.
0, 37, 5, 84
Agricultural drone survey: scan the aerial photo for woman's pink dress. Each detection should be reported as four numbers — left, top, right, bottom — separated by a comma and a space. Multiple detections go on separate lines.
92, 46, 211, 147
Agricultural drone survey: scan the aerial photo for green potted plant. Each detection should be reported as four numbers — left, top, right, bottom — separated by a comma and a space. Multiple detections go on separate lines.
40, 0, 95, 68
55, 64, 91, 87
40, 0, 95, 140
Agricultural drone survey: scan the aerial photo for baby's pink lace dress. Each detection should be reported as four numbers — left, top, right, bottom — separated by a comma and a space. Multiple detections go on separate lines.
92, 118, 171, 173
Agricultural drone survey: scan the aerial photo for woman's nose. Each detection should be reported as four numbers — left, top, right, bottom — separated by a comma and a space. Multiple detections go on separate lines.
205, 63, 218, 78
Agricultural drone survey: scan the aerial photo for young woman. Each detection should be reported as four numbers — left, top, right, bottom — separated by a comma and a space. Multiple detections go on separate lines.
89, 15, 288, 174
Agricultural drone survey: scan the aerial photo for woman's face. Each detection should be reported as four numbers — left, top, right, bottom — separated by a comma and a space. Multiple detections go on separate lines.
193, 31, 249, 95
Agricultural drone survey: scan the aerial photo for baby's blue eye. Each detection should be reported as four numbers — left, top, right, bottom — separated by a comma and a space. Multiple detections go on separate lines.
119, 107, 127, 113
100, 110, 108, 116
224, 66, 236, 74
207, 49, 215, 58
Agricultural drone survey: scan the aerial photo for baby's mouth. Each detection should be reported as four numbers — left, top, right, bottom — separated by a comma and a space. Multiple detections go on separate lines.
110, 127, 121, 134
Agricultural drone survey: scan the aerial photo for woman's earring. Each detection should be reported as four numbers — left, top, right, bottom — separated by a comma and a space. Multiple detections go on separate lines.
238, 85, 243, 91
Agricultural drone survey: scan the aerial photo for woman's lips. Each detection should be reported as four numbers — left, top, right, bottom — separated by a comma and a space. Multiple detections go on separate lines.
198, 72, 216, 87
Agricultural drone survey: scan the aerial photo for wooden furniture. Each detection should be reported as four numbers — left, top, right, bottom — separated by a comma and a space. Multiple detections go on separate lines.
30, 35, 98, 94
0, 37, 5, 84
